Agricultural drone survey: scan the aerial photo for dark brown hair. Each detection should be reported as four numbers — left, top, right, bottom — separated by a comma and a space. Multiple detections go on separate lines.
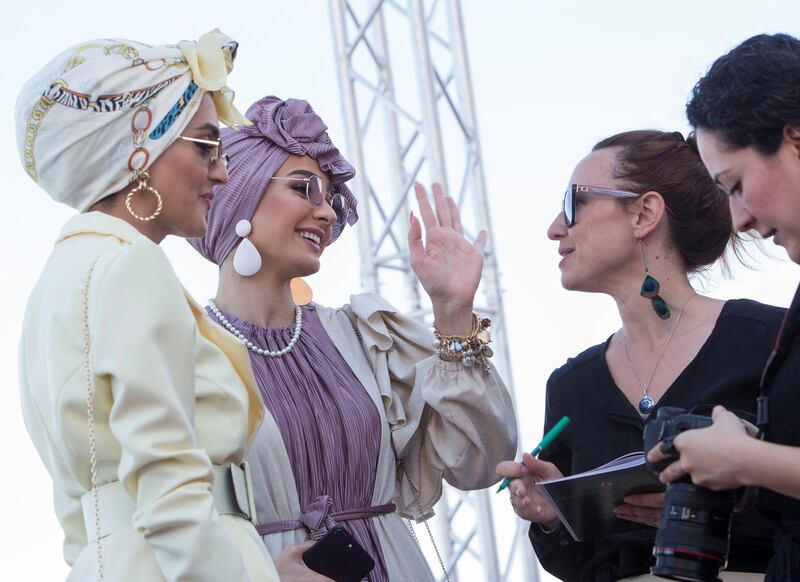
593, 129, 733, 273
687, 33, 800, 155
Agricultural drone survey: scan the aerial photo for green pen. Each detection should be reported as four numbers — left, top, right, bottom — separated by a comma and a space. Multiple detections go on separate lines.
496, 416, 571, 493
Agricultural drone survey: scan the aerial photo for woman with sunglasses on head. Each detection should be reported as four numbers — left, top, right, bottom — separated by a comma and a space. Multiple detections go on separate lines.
190, 95, 517, 581
496, 129, 782, 582
15, 33, 285, 581
647, 33, 800, 582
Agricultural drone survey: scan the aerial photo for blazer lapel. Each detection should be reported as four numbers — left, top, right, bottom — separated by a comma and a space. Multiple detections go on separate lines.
184, 291, 265, 445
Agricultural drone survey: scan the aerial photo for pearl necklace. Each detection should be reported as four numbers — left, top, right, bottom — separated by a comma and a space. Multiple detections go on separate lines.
207, 299, 302, 357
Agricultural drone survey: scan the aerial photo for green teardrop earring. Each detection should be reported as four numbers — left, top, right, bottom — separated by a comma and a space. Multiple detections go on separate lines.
639, 241, 671, 319
651, 296, 671, 320
640, 274, 660, 298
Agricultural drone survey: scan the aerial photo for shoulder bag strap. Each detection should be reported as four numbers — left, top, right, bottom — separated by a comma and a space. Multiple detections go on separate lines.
82, 259, 104, 581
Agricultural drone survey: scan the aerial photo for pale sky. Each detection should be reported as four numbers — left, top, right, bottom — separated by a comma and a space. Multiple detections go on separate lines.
4, 2, 800, 580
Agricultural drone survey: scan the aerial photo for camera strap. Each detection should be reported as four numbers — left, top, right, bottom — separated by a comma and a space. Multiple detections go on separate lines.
756, 304, 793, 437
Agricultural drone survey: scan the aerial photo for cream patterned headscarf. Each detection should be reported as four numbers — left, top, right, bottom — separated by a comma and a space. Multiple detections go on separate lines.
15, 29, 250, 211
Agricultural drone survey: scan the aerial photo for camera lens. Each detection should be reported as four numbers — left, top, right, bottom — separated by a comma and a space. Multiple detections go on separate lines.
652, 483, 734, 582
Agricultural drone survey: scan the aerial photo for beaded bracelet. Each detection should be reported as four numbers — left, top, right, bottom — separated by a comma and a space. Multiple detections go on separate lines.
433, 314, 494, 371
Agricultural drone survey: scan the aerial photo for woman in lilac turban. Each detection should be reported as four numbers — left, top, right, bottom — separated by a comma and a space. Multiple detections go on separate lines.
191, 95, 517, 580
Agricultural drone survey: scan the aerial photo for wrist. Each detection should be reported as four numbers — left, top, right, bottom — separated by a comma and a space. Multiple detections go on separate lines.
432, 312, 494, 372
735, 437, 764, 487
431, 303, 474, 336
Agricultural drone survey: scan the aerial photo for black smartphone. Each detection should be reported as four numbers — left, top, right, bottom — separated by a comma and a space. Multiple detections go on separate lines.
302, 525, 375, 582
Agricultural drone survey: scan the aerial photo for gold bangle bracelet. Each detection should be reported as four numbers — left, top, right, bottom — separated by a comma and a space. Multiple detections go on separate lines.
432, 314, 494, 370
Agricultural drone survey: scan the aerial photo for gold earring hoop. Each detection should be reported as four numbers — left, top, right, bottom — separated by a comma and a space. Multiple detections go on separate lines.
125, 172, 163, 222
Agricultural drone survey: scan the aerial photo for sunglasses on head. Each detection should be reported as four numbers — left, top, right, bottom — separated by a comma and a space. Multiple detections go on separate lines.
562, 183, 639, 227
270, 174, 349, 221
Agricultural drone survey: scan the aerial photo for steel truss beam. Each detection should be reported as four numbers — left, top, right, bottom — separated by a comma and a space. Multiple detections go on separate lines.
330, 1, 538, 580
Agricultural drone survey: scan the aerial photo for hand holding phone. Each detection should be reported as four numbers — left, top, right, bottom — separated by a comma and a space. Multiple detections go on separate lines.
302, 525, 375, 582
274, 541, 335, 581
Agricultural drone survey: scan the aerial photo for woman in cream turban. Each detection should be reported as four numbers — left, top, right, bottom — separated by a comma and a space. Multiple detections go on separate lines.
190, 95, 518, 581
15, 32, 306, 582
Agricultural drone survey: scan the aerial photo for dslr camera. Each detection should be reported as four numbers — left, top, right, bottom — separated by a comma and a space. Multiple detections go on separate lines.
643, 406, 737, 582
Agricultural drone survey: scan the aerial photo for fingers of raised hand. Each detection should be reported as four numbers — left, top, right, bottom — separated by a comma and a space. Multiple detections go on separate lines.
474, 229, 488, 252
431, 182, 453, 229
408, 211, 425, 257
414, 183, 438, 231
446, 195, 464, 235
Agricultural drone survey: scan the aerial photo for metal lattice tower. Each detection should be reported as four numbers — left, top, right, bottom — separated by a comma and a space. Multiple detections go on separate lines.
329, 1, 538, 580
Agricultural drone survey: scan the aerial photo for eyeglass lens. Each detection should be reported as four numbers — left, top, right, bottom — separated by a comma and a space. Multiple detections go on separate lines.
306, 175, 348, 220
306, 176, 325, 206
563, 185, 574, 226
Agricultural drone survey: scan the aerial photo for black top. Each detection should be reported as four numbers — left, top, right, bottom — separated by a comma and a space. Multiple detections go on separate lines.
529, 299, 785, 582
756, 283, 800, 581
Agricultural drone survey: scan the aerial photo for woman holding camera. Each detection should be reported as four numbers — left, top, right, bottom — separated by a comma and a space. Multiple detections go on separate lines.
497, 129, 782, 581
648, 33, 800, 581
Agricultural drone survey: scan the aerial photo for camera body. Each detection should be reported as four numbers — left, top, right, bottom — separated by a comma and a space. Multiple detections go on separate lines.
643, 407, 734, 582
643, 407, 713, 472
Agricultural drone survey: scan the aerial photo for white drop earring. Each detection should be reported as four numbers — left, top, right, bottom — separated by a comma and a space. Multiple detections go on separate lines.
233, 219, 262, 276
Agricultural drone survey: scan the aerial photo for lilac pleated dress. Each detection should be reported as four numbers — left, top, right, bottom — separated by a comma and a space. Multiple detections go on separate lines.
208, 303, 390, 581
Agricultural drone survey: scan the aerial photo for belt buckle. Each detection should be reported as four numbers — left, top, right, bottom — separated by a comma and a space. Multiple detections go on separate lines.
230, 462, 258, 525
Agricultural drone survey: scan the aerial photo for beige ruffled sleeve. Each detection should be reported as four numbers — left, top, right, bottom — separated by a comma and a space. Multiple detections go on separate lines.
347, 293, 518, 520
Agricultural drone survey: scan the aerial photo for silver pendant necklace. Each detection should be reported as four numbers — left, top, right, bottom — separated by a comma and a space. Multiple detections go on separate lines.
622, 294, 697, 415
207, 299, 302, 357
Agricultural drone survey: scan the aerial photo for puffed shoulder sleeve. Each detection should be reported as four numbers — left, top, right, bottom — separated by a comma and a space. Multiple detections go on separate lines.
91, 240, 249, 581
347, 293, 517, 520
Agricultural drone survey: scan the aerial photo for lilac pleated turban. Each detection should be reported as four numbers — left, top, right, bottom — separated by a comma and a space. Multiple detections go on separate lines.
190, 95, 358, 266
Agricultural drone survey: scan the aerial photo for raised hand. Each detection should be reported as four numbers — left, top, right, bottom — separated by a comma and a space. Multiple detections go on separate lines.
408, 182, 488, 335
496, 453, 563, 529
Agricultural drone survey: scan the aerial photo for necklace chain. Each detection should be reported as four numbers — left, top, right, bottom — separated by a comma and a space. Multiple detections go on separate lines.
622, 294, 697, 413
207, 299, 302, 357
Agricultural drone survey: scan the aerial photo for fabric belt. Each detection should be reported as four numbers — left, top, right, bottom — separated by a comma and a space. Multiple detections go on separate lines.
81, 462, 256, 542
255, 494, 395, 540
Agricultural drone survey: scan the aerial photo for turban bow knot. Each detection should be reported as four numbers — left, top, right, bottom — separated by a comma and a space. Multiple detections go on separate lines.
179, 29, 250, 128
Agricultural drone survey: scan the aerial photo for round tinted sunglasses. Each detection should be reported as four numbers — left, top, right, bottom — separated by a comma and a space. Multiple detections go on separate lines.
270, 175, 349, 221
562, 183, 639, 227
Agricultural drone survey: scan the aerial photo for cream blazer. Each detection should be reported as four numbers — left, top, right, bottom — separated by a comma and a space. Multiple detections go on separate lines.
247, 295, 519, 580
19, 212, 277, 582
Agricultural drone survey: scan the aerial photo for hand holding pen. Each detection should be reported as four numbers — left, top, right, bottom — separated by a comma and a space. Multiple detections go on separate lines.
495, 416, 570, 528
496, 416, 570, 493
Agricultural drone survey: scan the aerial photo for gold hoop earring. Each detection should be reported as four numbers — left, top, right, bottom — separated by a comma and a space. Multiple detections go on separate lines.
125, 172, 163, 222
